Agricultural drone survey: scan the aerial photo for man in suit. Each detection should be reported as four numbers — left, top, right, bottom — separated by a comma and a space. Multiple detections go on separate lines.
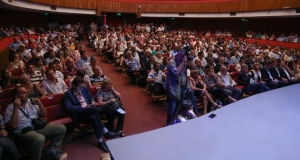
238, 64, 270, 95
278, 61, 296, 85
144, 55, 155, 70
269, 60, 289, 85
64, 77, 118, 152
261, 61, 286, 89
217, 65, 242, 101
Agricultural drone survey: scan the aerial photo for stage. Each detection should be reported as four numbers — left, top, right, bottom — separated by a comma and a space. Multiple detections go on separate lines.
107, 84, 300, 160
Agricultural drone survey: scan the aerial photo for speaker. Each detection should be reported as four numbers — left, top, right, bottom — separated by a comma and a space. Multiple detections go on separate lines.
179, 13, 185, 16
296, 9, 300, 13
230, 12, 236, 16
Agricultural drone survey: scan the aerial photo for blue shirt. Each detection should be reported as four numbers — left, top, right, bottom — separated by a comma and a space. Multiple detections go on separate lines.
125, 57, 141, 70
76, 57, 90, 69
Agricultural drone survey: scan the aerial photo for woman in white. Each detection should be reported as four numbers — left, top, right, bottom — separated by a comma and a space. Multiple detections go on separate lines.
250, 62, 265, 83
114, 46, 125, 67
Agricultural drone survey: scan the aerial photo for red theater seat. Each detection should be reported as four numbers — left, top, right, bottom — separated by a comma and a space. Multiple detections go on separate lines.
40, 94, 64, 107
10, 68, 24, 78
0, 88, 13, 100
40, 94, 72, 125
89, 86, 100, 96
0, 98, 14, 115
64, 79, 71, 88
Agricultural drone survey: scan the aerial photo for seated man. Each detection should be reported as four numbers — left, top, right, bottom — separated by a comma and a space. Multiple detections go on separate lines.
45, 50, 60, 65
41, 69, 68, 95
147, 62, 166, 94
82, 56, 100, 77
261, 61, 286, 89
269, 60, 289, 85
63, 58, 78, 79
76, 50, 90, 69
64, 77, 118, 152
238, 64, 270, 95
125, 51, 142, 86
217, 65, 242, 100
48, 62, 64, 79
26, 63, 44, 85
90, 66, 106, 87
194, 59, 206, 75
5, 86, 66, 160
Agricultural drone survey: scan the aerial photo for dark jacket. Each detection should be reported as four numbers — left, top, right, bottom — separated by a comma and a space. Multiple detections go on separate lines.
64, 87, 93, 113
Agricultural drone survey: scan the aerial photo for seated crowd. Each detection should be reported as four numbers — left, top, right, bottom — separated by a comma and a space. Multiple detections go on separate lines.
0, 25, 127, 159
0, 22, 300, 159
245, 30, 300, 42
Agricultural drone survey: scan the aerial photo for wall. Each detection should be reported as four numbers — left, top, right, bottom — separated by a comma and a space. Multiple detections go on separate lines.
28, 0, 300, 13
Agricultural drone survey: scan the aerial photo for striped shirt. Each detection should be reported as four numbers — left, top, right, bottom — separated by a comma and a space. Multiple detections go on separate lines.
26, 71, 44, 84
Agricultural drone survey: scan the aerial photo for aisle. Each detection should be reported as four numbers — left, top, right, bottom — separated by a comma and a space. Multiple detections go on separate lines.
62, 43, 167, 159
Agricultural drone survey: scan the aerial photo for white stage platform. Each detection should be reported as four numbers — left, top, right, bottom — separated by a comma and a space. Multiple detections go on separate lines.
107, 84, 300, 160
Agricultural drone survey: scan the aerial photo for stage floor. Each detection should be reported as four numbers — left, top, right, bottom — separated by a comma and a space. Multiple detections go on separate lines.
107, 84, 300, 160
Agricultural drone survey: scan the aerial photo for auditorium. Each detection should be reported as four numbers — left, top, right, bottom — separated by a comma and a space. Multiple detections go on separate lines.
0, 0, 300, 159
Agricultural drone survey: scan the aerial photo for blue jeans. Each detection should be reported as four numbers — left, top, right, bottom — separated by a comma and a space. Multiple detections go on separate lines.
166, 86, 197, 124
224, 87, 243, 100
246, 82, 270, 94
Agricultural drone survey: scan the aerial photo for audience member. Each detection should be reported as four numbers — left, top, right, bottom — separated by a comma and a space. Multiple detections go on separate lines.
63, 77, 118, 152
217, 66, 242, 100
49, 62, 64, 79
189, 70, 222, 114
41, 69, 68, 95
0, 114, 18, 160
238, 64, 270, 94
63, 58, 78, 79
19, 74, 46, 98
76, 50, 90, 69
0, 69, 17, 90
26, 63, 44, 85
96, 78, 125, 136
5, 86, 66, 160
204, 68, 236, 105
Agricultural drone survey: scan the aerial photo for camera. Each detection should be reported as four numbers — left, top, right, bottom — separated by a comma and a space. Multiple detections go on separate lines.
29, 97, 35, 105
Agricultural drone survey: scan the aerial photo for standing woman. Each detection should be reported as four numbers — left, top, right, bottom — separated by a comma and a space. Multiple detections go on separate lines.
96, 78, 125, 137
189, 70, 222, 114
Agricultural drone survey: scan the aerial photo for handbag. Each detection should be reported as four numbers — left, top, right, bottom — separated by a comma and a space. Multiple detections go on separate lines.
109, 100, 122, 111
19, 108, 47, 130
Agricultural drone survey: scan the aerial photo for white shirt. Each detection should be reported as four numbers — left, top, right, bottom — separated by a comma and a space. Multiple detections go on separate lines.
55, 71, 64, 79
41, 78, 68, 95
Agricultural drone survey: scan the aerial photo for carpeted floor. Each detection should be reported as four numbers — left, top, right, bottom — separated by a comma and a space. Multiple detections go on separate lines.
61, 43, 167, 160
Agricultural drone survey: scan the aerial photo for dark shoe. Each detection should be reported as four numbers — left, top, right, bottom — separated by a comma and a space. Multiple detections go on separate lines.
216, 100, 223, 109
98, 142, 109, 152
118, 131, 125, 137
104, 131, 118, 139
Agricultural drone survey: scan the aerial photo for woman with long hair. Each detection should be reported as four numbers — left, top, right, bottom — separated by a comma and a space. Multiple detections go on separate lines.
0, 69, 17, 90
189, 70, 222, 114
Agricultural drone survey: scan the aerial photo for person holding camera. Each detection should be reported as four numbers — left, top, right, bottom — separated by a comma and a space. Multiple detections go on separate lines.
5, 86, 66, 160
164, 50, 197, 126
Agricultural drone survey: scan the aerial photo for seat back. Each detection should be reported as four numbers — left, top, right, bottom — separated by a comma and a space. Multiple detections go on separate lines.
89, 86, 100, 96
64, 79, 71, 88
0, 88, 13, 100
10, 68, 24, 78
229, 64, 236, 72
40, 94, 64, 107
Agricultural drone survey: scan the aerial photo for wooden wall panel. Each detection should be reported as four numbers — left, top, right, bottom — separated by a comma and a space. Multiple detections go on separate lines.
29, 0, 300, 13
